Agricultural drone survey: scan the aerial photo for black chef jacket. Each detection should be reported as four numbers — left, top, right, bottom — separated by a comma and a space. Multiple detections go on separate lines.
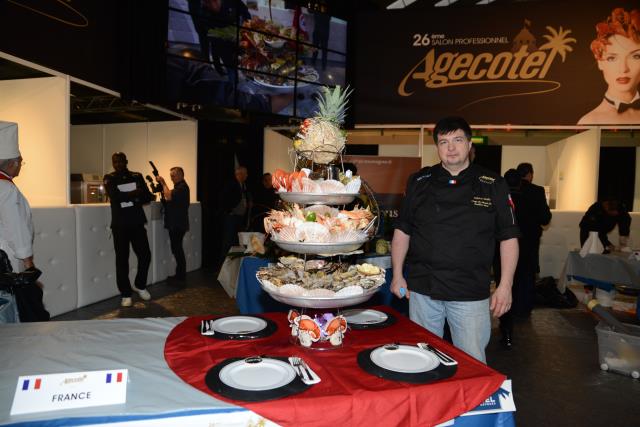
395, 163, 520, 301
103, 170, 155, 227
164, 180, 190, 231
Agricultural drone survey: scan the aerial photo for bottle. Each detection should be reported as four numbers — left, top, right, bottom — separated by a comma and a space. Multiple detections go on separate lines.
587, 299, 636, 336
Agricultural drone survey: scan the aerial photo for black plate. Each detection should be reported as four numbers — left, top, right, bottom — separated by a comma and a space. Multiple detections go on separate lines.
200, 316, 277, 340
205, 356, 310, 402
344, 310, 397, 330
357, 345, 457, 384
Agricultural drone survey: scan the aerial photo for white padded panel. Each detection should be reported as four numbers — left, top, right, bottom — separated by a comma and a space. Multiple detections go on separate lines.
31, 208, 78, 317
75, 205, 119, 306
539, 211, 640, 279
149, 202, 171, 283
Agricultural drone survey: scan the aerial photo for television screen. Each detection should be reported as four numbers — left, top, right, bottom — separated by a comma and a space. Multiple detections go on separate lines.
166, 0, 347, 117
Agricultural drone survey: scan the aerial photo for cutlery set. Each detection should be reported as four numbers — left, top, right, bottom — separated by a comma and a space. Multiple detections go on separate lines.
417, 342, 458, 366
288, 357, 321, 385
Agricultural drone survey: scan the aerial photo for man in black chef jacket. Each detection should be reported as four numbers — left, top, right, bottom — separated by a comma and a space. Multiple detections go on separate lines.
103, 152, 155, 307
391, 117, 520, 363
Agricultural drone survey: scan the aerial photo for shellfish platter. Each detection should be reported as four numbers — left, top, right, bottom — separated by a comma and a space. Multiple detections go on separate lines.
272, 168, 361, 195
256, 256, 385, 308
264, 204, 375, 254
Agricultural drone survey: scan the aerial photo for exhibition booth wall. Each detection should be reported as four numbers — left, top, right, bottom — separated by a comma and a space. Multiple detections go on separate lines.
0, 69, 201, 317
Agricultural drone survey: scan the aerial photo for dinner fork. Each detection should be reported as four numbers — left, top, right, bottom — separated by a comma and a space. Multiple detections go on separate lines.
290, 357, 311, 382
200, 319, 215, 336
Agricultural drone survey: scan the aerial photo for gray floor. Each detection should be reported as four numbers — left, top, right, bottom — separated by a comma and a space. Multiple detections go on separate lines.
53, 270, 640, 427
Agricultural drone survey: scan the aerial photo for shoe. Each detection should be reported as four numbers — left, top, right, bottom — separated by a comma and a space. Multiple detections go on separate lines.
133, 287, 151, 301
121, 297, 133, 307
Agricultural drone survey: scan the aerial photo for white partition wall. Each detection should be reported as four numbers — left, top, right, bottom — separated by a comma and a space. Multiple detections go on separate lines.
263, 128, 293, 173
0, 76, 69, 206
31, 208, 78, 317
71, 121, 198, 201
546, 129, 600, 211
501, 146, 547, 186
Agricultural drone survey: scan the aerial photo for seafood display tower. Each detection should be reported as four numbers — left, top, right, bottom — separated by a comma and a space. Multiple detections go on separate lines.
257, 86, 386, 349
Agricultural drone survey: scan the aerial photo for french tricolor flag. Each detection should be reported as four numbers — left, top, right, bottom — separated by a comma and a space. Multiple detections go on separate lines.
21, 378, 42, 391
105, 372, 123, 384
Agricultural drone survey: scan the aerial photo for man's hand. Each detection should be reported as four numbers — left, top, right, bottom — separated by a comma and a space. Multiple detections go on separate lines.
156, 175, 166, 185
391, 275, 410, 299
22, 256, 34, 270
490, 283, 512, 318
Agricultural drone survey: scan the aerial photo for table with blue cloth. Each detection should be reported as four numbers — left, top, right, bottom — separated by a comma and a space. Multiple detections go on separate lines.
235, 255, 409, 315
559, 251, 640, 318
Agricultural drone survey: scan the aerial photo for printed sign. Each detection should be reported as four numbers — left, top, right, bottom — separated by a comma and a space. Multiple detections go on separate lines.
10, 369, 128, 415
462, 379, 516, 416
354, 0, 640, 125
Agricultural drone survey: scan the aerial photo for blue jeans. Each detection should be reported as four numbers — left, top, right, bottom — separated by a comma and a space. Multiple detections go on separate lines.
410, 293, 491, 363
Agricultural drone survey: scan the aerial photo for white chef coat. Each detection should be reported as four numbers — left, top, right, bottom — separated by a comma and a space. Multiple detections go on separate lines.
0, 172, 34, 273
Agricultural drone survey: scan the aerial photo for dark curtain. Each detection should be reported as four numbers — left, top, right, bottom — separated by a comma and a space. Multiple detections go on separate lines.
197, 121, 265, 268
598, 147, 636, 209
115, 0, 168, 103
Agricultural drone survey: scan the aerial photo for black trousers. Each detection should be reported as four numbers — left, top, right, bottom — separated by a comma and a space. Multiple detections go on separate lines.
169, 228, 187, 278
112, 225, 151, 297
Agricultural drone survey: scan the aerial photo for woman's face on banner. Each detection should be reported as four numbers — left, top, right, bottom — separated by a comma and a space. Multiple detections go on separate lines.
598, 34, 640, 97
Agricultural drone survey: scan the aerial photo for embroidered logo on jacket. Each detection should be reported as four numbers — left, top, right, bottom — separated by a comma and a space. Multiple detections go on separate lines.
472, 196, 492, 207
478, 175, 495, 184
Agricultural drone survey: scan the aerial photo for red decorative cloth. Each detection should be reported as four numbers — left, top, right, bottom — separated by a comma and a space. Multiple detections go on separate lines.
164, 307, 505, 427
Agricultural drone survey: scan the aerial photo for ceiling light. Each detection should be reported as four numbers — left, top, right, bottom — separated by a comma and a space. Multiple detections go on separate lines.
434, 0, 459, 6
386, 0, 417, 9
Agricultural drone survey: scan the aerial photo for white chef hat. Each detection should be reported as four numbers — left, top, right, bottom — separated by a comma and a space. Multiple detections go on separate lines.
0, 121, 20, 160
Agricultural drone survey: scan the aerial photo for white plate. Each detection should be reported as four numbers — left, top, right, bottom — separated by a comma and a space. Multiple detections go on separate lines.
278, 192, 359, 205
271, 237, 367, 255
370, 345, 440, 373
342, 309, 388, 325
219, 358, 296, 391
211, 316, 268, 335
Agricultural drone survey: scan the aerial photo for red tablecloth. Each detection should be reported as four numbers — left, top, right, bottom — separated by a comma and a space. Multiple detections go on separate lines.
164, 307, 505, 427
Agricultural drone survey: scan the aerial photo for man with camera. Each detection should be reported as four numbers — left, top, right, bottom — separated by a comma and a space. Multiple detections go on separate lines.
156, 167, 190, 282
103, 152, 155, 307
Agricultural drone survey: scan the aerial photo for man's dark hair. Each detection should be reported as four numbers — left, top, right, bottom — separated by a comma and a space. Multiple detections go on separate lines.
171, 166, 184, 175
504, 169, 521, 189
516, 162, 533, 177
433, 116, 472, 143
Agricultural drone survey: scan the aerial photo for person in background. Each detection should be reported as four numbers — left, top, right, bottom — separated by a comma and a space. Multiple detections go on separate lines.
103, 152, 155, 307
0, 122, 46, 322
218, 166, 251, 267
391, 116, 519, 363
579, 198, 631, 251
157, 167, 190, 283
516, 162, 552, 276
251, 172, 278, 233
578, 7, 640, 124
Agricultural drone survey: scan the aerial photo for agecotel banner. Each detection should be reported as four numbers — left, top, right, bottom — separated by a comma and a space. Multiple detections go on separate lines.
353, 0, 640, 126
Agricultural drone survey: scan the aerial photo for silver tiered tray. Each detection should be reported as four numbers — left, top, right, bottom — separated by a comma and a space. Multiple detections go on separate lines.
271, 237, 368, 255
278, 192, 359, 205
257, 276, 380, 309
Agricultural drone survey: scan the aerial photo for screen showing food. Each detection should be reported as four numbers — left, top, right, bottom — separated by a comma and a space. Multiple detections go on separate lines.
166, 0, 347, 117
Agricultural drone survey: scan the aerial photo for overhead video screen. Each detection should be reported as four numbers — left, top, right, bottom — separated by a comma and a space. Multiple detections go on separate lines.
166, 0, 347, 117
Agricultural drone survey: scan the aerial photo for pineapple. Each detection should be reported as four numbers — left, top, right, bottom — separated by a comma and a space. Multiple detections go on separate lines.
294, 85, 352, 164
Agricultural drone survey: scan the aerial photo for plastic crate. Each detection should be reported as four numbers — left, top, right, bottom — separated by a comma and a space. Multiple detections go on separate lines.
595, 321, 640, 379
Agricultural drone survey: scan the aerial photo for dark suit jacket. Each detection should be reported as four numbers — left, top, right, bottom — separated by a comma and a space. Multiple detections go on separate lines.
518, 180, 552, 241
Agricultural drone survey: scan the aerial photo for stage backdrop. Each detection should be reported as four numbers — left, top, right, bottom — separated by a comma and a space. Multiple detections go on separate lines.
353, 0, 640, 125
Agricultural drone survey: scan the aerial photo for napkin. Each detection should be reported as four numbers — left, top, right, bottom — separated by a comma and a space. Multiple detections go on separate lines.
580, 231, 604, 258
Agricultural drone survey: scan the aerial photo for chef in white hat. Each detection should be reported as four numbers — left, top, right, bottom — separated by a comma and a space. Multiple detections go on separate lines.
0, 121, 35, 273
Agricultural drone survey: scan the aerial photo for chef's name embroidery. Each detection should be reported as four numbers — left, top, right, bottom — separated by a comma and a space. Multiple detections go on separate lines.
478, 175, 495, 184
472, 196, 492, 207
